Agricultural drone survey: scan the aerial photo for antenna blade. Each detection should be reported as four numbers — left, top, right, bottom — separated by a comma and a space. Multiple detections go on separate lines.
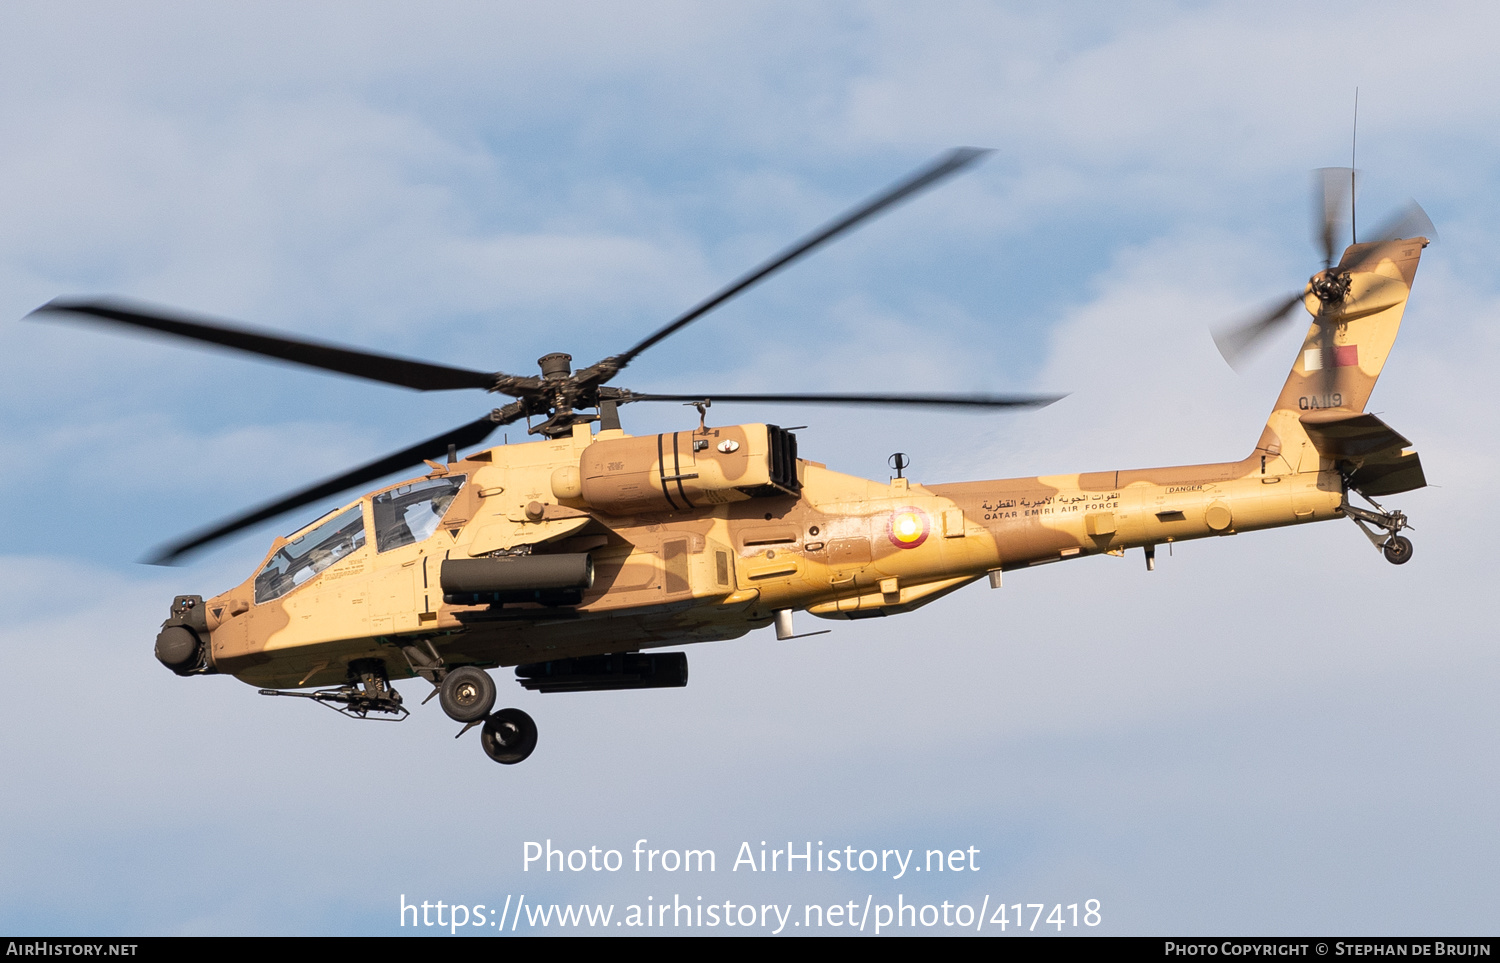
1351, 87, 1359, 242
29, 298, 504, 391
608, 147, 992, 369
146, 411, 513, 564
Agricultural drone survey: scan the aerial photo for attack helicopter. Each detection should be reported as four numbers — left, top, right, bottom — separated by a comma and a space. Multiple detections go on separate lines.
29, 151, 1432, 766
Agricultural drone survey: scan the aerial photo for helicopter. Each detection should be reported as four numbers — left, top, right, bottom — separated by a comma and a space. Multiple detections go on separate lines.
28, 150, 1432, 766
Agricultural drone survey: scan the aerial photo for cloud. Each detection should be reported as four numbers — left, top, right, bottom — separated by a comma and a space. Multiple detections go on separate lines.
0, 0, 1495, 936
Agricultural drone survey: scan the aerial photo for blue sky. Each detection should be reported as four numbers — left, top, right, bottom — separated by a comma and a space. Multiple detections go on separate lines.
1, 1, 1497, 936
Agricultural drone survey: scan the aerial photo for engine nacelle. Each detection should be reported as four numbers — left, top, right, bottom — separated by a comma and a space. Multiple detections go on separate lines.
575, 423, 800, 515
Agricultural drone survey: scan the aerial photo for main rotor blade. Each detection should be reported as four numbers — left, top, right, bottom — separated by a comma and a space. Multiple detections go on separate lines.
1212, 291, 1305, 370
30, 298, 501, 392
611, 147, 993, 368
623, 390, 1064, 409
147, 412, 509, 565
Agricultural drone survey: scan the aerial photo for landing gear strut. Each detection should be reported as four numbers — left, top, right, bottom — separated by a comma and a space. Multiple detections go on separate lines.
1342, 490, 1415, 566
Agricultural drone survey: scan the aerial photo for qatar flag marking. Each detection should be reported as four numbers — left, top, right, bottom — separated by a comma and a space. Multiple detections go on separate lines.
1303, 345, 1359, 371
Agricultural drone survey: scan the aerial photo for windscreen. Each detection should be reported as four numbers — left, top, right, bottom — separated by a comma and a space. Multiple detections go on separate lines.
254, 504, 367, 604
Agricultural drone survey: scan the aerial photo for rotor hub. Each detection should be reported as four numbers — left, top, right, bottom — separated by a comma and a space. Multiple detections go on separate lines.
538, 352, 573, 380
42, 147, 1055, 561
1311, 270, 1352, 304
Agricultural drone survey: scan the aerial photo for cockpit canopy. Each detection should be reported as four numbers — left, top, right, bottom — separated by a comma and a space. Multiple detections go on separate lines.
371, 476, 464, 552
253, 474, 466, 604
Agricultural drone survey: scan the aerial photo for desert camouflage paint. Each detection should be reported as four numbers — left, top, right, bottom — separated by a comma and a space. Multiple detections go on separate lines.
189, 238, 1428, 692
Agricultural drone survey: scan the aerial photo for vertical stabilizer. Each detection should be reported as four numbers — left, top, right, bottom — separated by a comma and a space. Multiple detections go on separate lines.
1256, 237, 1428, 461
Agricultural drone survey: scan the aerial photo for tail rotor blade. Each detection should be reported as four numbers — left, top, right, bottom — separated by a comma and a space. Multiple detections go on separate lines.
1369, 200, 1437, 244
1338, 201, 1437, 273
1313, 168, 1354, 269
1213, 291, 1305, 370
1318, 318, 1338, 400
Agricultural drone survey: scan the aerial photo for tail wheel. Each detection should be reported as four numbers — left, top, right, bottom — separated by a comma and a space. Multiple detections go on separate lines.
439, 666, 496, 723
1383, 535, 1413, 566
480, 708, 538, 765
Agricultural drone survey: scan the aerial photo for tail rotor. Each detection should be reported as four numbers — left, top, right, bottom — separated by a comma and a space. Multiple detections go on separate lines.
1213, 170, 1434, 372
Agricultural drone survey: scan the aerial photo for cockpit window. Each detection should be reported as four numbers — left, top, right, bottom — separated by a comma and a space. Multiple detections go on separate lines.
372, 476, 466, 553
254, 504, 367, 604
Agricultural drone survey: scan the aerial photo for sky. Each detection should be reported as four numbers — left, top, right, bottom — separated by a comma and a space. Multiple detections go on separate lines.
1, 0, 1497, 937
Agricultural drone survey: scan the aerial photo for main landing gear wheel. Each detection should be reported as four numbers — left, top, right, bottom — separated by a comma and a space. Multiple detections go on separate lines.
439, 666, 496, 723
480, 708, 538, 765
1383, 535, 1414, 566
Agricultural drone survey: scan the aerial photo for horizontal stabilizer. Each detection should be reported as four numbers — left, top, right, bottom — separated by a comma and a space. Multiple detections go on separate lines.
1347, 448, 1427, 498
1300, 410, 1412, 459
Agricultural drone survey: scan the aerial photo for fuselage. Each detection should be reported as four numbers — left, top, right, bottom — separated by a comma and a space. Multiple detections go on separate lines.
178, 234, 1428, 693
189, 423, 1340, 691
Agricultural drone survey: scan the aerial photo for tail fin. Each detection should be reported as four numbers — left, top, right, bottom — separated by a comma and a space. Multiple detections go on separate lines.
1256, 237, 1429, 473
